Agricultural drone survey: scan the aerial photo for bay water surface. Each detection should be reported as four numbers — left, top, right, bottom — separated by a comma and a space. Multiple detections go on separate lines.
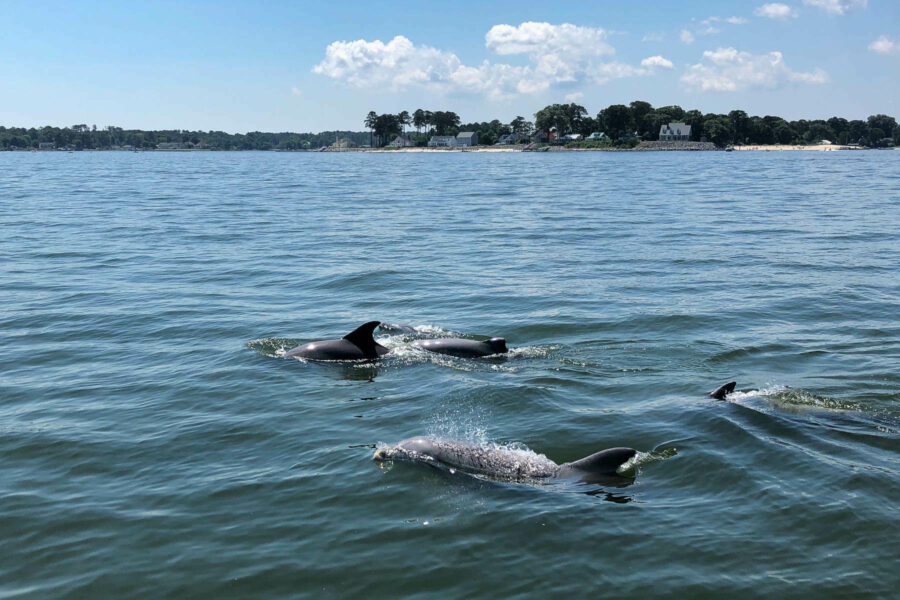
1, 150, 898, 598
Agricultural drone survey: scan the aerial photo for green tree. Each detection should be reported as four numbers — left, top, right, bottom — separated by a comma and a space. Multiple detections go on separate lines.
412, 109, 426, 136
703, 115, 734, 147
806, 121, 835, 143
848, 120, 868, 143
683, 109, 704, 141
728, 110, 749, 144
774, 123, 795, 144
563, 103, 588, 136
657, 105, 685, 121
867, 127, 886, 146
373, 113, 401, 146
510, 116, 533, 135
598, 104, 632, 140
534, 104, 571, 143
398, 110, 411, 135
867, 114, 897, 139
365, 111, 377, 147
629, 101, 653, 137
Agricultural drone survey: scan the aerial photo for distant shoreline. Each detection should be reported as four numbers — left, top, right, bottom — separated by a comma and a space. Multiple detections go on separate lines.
8, 143, 892, 154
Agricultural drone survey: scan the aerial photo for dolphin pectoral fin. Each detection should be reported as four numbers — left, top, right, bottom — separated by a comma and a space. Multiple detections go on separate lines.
709, 381, 737, 400
565, 447, 637, 475
342, 321, 387, 358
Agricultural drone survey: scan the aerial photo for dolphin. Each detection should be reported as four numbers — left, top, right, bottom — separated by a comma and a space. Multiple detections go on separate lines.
374, 436, 636, 484
284, 321, 389, 361
413, 337, 508, 358
709, 381, 737, 400
378, 322, 420, 335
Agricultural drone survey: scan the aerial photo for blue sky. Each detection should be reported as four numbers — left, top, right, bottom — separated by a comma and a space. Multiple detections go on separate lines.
2, 0, 897, 132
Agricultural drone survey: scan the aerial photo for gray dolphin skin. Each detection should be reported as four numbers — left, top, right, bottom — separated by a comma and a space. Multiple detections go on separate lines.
413, 337, 508, 358
709, 381, 737, 400
374, 436, 636, 483
284, 321, 389, 361
378, 322, 419, 335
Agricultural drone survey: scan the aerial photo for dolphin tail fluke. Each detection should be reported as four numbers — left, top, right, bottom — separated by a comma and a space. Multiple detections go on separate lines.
566, 447, 637, 475
709, 381, 736, 400
343, 321, 385, 357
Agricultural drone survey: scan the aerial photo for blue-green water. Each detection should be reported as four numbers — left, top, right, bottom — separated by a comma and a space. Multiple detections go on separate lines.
1, 150, 898, 599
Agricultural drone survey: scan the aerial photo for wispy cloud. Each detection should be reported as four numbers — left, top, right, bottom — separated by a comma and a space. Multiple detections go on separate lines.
681, 47, 828, 91
802, 0, 867, 15
754, 3, 798, 20
680, 29, 695, 44
642, 32, 664, 42
291, 86, 302, 97
868, 35, 900, 55
564, 92, 584, 102
699, 16, 747, 34
313, 22, 659, 99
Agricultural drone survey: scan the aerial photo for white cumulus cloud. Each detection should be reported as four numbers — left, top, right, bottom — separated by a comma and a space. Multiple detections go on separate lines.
681, 29, 695, 44
868, 35, 900, 55
755, 3, 798, 20
564, 92, 585, 102
485, 22, 614, 58
681, 47, 828, 91
726, 16, 748, 24
641, 55, 674, 69
802, 0, 867, 15
313, 22, 658, 99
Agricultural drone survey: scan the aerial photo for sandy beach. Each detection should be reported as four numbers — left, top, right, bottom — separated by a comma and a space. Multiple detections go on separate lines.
730, 143, 861, 151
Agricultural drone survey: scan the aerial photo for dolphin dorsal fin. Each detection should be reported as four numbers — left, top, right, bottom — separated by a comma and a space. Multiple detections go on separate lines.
709, 381, 736, 400
343, 321, 382, 357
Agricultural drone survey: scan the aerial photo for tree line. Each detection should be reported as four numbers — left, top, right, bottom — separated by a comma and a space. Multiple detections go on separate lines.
531, 101, 898, 147
4, 103, 897, 150
364, 103, 898, 148
0, 125, 369, 150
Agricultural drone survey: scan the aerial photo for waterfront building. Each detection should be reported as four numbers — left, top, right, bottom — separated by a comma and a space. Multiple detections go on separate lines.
427, 135, 456, 147
456, 132, 478, 147
497, 133, 529, 144
659, 123, 692, 141
388, 134, 414, 148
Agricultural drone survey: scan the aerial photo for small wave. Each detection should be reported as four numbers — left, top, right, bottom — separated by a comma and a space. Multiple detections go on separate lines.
246, 337, 298, 358
731, 385, 863, 412
618, 447, 677, 475
507, 345, 556, 359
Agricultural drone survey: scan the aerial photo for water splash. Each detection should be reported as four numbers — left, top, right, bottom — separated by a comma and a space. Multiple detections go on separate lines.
246, 337, 297, 358
730, 384, 863, 412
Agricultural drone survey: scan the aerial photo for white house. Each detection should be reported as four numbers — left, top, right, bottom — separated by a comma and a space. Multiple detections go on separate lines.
659, 123, 692, 141
428, 135, 456, 147
388, 134, 414, 148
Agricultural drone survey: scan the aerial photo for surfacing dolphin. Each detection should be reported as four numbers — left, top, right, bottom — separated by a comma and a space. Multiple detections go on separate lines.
284, 321, 389, 361
709, 381, 737, 400
413, 337, 508, 358
374, 436, 636, 484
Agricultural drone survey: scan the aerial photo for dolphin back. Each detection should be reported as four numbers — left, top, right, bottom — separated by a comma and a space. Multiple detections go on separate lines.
562, 447, 637, 475
414, 337, 508, 358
